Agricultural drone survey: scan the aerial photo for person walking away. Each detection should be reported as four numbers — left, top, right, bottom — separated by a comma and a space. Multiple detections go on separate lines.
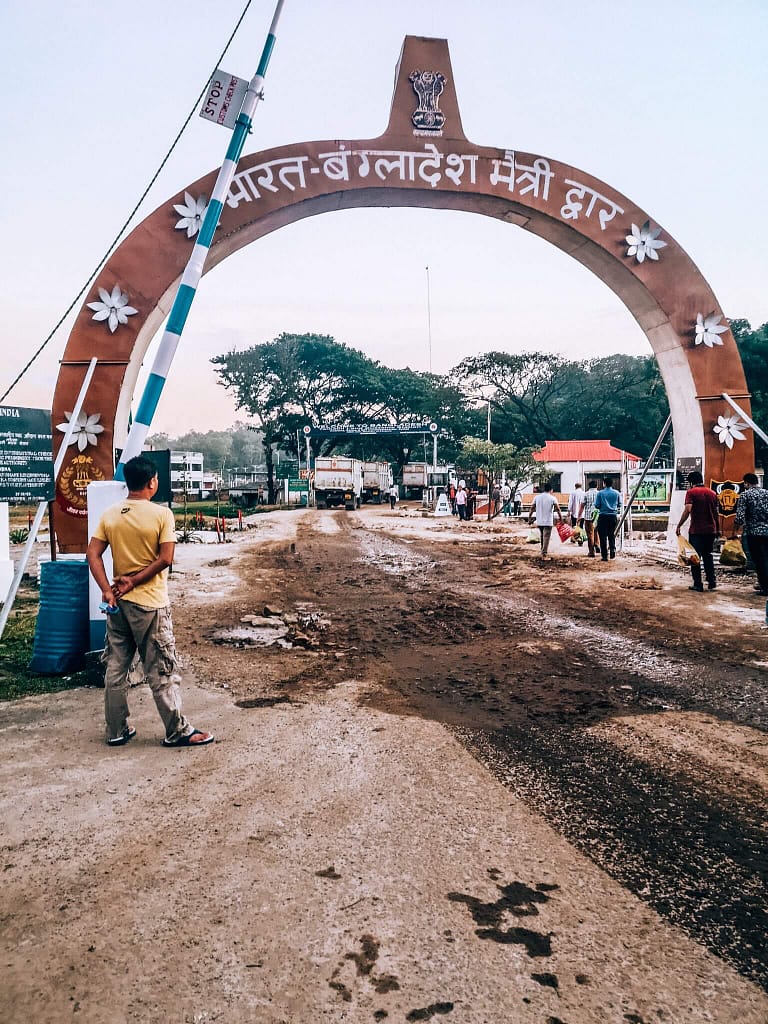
675, 471, 719, 591
582, 479, 599, 558
455, 482, 468, 521
568, 482, 585, 528
594, 476, 622, 561
492, 482, 501, 516
86, 455, 215, 748
466, 487, 476, 520
513, 486, 522, 517
500, 481, 512, 517
733, 472, 768, 595
528, 480, 563, 559
388, 482, 399, 510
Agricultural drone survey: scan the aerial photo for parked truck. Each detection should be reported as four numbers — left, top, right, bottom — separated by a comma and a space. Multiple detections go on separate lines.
313, 456, 363, 509
402, 463, 456, 500
361, 461, 393, 503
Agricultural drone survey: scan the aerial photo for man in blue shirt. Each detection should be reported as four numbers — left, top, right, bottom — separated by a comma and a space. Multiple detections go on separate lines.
594, 476, 622, 561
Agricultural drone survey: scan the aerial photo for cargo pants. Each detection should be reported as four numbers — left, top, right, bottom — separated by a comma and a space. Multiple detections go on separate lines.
102, 602, 191, 743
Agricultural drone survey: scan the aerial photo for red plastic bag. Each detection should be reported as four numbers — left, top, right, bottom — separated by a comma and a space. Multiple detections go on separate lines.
556, 522, 574, 542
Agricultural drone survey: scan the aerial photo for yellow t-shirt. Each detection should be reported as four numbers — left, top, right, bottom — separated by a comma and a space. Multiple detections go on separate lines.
93, 499, 176, 608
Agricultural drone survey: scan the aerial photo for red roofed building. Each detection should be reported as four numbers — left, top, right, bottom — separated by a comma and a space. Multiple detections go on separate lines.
522, 440, 642, 505
533, 440, 641, 469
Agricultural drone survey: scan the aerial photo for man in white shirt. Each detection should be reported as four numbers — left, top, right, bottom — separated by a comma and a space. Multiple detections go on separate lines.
500, 482, 512, 516
455, 482, 468, 521
528, 481, 563, 559
567, 483, 585, 527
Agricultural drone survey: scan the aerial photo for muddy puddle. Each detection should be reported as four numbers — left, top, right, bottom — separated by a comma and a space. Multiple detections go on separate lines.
358, 533, 436, 580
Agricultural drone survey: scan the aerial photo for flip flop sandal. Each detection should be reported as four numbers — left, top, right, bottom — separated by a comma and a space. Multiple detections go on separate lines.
162, 729, 215, 748
107, 726, 137, 746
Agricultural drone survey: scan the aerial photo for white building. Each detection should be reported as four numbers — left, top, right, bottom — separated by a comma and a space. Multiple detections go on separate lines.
169, 451, 220, 497
523, 439, 641, 504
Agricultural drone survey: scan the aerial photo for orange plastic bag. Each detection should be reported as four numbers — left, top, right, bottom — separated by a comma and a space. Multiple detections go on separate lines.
677, 535, 700, 567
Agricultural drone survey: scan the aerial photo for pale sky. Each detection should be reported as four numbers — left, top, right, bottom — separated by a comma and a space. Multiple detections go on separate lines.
2, 0, 766, 434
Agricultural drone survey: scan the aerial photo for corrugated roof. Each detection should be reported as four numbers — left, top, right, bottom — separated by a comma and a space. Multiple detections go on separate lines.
533, 440, 641, 463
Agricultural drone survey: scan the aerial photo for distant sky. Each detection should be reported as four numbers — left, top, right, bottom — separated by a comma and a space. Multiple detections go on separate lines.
2, 0, 766, 433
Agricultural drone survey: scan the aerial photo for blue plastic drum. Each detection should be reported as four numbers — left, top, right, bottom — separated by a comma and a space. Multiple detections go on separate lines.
29, 560, 90, 674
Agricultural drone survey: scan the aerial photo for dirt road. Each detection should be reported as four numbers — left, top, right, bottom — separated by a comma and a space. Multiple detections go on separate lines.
2, 506, 767, 1023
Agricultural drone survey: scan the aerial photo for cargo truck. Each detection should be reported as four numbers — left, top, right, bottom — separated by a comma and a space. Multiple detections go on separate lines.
361, 461, 393, 503
402, 463, 456, 500
313, 457, 363, 509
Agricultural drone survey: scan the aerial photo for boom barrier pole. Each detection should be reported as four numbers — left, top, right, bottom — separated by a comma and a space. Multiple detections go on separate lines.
115, 0, 287, 479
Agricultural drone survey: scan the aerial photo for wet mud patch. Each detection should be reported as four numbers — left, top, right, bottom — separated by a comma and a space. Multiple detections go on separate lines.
532, 972, 559, 989
328, 934, 400, 1003
458, 722, 768, 989
405, 1003, 454, 1021
315, 865, 341, 879
235, 695, 295, 709
448, 878, 557, 956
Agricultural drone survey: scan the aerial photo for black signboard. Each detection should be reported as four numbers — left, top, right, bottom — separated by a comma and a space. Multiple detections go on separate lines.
304, 421, 439, 438
0, 406, 55, 503
675, 456, 703, 490
115, 449, 172, 505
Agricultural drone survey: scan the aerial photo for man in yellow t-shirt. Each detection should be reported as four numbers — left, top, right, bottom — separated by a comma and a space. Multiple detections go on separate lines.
87, 455, 214, 748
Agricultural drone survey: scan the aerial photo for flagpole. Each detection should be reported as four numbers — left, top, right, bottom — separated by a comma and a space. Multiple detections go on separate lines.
115, 0, 287, 480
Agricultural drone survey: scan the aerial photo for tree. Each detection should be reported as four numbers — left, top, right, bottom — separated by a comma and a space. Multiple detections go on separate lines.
732, 319, 768, 473
454, 350, 669, 457
458, 437, 538, 519
212, 333, 480, 485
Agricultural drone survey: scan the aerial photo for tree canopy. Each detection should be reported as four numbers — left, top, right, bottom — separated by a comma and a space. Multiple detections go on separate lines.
205, 319, 767, 496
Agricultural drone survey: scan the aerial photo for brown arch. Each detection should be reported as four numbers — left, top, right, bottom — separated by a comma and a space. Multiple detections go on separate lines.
52, 35, 752, 550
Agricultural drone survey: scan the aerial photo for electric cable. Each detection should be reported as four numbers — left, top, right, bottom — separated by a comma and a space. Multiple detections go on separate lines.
0, 0, 255, 404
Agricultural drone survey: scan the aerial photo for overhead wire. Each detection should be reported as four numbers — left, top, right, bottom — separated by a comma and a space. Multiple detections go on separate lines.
0, 0, 255, 404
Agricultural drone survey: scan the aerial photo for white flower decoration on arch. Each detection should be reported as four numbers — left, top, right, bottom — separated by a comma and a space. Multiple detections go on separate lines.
173, 192, 209, 238
87, 285, 138, 333
56, 410, 105, 451
625, 220, 667, 263
713, 414, 749, 450
694, 312, 728, 348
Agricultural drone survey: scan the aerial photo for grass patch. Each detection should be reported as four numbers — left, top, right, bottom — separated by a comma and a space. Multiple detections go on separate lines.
0, 587, 87, 701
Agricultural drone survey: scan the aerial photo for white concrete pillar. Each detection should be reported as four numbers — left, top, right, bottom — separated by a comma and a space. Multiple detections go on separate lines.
87, 480, 128, 649
0, 503, 13, 603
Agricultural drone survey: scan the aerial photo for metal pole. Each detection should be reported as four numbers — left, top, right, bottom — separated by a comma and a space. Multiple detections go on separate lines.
425, 265, 432, 373
614, 414, 672, 538
115, 0, 287, 479
0, 358, 98, 639
486, 400, 491, 442
721, 393, 768, 445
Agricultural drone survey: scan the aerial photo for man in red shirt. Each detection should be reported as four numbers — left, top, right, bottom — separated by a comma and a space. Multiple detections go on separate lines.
676, 470, 719, 591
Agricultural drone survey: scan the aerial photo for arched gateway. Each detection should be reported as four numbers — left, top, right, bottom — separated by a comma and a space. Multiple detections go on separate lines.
53, 36, 753, 551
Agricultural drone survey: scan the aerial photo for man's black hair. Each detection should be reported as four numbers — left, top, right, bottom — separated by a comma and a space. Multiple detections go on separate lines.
603, 476, 613, 487
124, 455, 158, 491
543, 480, 553, 492
686, 470, 704, 485
744, 471, 759, 486
588, 479, 598, 488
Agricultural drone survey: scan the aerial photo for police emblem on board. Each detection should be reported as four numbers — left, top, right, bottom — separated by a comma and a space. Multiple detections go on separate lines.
711, 479, 743, 517
409, 70, 446, 135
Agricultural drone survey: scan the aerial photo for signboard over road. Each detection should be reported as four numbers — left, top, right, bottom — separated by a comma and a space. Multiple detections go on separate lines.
305, 421, 439, 437
0, 406, 55, 503
199, 70, 249, 129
